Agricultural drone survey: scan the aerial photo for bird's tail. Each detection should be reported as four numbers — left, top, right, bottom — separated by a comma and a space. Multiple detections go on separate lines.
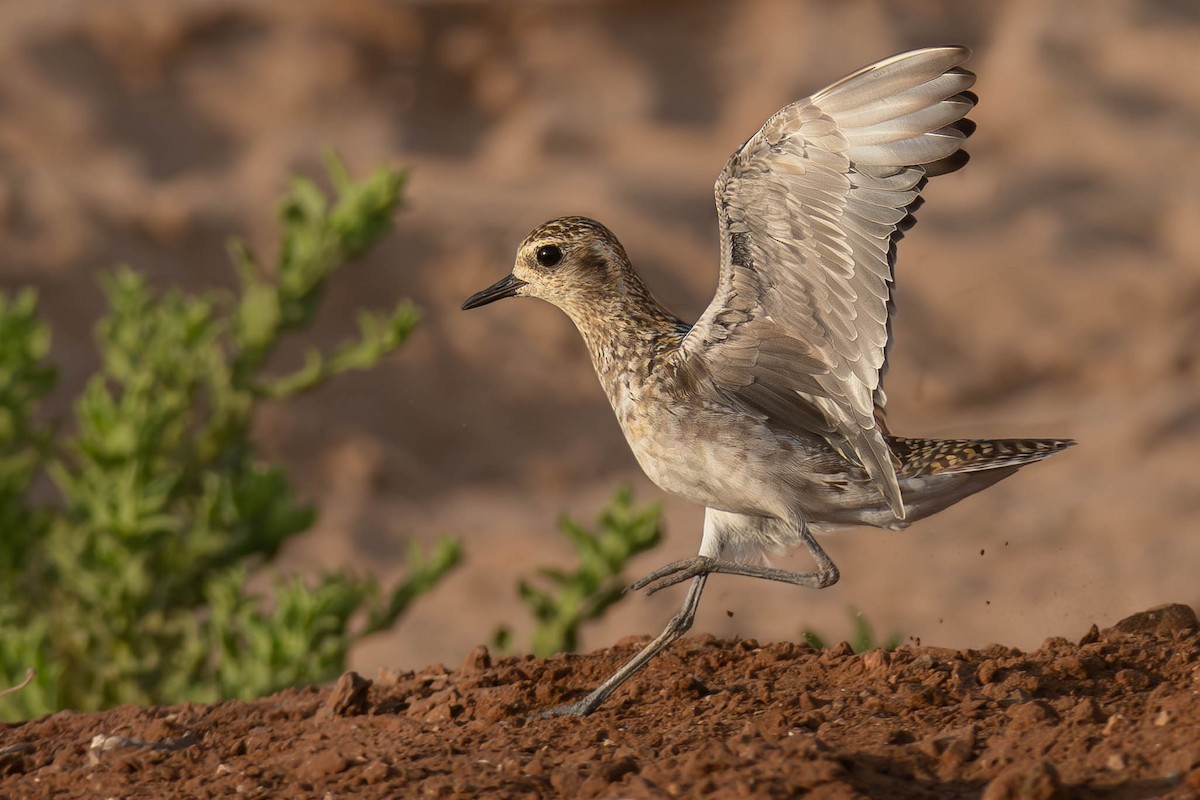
882, 435, 1075, 526
888, 436, 1076, 478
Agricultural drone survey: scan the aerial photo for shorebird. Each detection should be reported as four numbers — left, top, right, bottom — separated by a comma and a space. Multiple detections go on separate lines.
463, 45, 1073, 717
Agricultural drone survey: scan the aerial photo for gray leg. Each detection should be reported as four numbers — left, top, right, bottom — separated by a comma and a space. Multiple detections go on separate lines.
631, 524, 839, 595
536, 574, 708, 718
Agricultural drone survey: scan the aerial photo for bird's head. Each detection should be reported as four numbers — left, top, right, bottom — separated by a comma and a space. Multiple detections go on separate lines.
461, 216, 634, 318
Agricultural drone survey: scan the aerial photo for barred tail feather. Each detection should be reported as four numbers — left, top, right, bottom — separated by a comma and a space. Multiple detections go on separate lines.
889, 436, 1076, 479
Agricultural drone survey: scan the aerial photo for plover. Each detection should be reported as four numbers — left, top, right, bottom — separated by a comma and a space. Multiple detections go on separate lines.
463, 45, 1074, 717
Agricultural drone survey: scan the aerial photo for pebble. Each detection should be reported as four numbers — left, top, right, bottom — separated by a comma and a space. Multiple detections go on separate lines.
981, 760, 1067, 800
1006, 701, 1057, 731
295, 749, 349, 782
459, 644, 492, 676
320, 671, 372, 718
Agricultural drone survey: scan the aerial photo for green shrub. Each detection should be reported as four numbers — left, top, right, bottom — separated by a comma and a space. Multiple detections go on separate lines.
803, 607, 903, 653
0, 156, 459, 719
495, 487, 663, 658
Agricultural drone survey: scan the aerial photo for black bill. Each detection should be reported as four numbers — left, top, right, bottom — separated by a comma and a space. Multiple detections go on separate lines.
461, 274, 527, 310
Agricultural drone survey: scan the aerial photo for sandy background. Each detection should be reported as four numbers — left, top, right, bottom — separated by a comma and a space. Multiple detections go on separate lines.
0, 0, 1197, 674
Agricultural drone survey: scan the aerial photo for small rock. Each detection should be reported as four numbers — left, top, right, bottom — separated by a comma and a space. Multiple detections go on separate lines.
1110, 604, 1198, 638
828, 641, 855, 658
1102, 714, 1127, 736
406, 686, 464, 722
1106, 753, 1126, 771
1002, 669, 1042, 696
375, 666, 409, 687
320, 671, 372, 718
937, 726, 977, 780
459, 644, 492, 676
1005, 701, 1057, 731
362, 760, 392, 784
943, 732, 976, 762
1039, 636, 1070, 652
861, 648, 890, 672
1051, 656, 1089, 680
916, 734, 942, 758
142, 717, 188, 743
1114, 669, 1150, 691
977, 659, 1001, 684
750, 707, 790, 739
1079, 624, 1100, 645
980, 682, 1011, 702
981, 760, 1067, 800
917, 724, 976, 759
1066, 696, 1106, 725
792, 691, 824, 712
910, 654, 936, 671
926, 724, 974, 767
295, 749, 349, 782
1154, 709, 1171, 727
949, 659, 977, 692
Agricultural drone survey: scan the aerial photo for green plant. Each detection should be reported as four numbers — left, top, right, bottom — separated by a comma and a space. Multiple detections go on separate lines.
0, 155, 459, 720
494, 487, 663, 658
803, 607, 903, 653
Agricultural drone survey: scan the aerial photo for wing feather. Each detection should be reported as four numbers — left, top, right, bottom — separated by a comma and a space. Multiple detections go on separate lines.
675, 46, 976, 518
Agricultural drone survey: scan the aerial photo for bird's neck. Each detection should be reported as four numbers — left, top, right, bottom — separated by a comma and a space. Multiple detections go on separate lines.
565, 275, 687, 395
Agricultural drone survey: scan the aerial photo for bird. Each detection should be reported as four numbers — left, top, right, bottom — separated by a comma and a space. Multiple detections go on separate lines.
462, 45, 1074, 717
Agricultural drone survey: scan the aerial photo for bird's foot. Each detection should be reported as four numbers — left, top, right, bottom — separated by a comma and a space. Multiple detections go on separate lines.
629, 556, 716, 596
532, 697, 596, 719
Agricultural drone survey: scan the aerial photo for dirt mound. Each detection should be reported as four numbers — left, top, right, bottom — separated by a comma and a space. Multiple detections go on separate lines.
3, 604, 1198, 798
3, 0, 1199, 674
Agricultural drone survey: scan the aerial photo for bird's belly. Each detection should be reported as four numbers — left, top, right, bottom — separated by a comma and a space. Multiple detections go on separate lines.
619, 410, 800, 517
635, 441, 769, 514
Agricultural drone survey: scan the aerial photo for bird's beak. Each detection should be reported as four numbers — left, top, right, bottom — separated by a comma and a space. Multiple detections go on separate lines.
461, 274, 527, 310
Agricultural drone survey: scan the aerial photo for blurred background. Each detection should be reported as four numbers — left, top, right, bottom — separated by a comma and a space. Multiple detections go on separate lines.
1, 0, 1197, 673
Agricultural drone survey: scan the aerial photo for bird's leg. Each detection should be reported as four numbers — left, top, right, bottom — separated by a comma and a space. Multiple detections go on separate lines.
631, 523, 839, 595
536, 573, 708, 718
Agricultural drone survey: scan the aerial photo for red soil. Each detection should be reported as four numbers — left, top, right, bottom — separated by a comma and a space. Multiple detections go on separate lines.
3, 604, 1198, 799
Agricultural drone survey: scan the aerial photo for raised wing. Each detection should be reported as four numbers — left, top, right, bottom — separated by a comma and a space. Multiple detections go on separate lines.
677, 46, 976, 518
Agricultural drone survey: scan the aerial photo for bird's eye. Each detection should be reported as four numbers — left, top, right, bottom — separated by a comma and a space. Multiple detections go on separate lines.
536, 245, 563, 268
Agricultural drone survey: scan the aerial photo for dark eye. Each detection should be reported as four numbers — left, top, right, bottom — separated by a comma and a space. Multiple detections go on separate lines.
536, 245, 563, 268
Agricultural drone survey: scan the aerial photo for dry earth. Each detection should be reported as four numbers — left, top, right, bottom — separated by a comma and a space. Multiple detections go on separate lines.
0, 0, 1197, 671
3, 604, 1200, 798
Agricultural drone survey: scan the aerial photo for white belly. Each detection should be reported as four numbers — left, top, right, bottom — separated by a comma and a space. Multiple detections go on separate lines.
618, 405, 786, 518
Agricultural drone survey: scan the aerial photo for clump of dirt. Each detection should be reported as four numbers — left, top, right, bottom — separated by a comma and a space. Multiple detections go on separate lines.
2, 604, 1198, 798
